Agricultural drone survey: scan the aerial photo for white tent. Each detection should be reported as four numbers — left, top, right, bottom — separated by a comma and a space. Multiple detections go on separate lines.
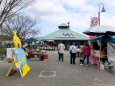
84, 25, 115, 35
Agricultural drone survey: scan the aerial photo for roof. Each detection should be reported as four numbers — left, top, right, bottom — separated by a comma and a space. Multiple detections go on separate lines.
84, 25, 115, 35
39, 29, 89, 40
58, 23, 69, 29
59, 23, 69, 27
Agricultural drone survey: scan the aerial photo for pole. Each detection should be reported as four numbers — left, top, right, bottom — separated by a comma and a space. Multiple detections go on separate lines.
99, 34, 101, 67
98, 2, 105, 68
98, 11, 100, 25
98, 3, 100, 25
98, 3, 101, 68
98, 3, 105, 25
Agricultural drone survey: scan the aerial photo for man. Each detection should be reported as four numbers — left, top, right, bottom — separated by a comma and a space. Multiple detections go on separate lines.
58, 42, 65, 62
69, 42, 77, 64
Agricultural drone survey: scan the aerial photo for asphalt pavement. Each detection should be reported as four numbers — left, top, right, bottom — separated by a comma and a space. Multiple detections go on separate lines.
0, 51, 115, 86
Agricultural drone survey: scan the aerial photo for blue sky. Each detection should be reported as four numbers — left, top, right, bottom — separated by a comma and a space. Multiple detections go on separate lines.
24, 0, 115, 37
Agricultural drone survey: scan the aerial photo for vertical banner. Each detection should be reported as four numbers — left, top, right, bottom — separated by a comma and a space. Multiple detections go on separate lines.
90, 17, 99, 27
89, 17, 99, 39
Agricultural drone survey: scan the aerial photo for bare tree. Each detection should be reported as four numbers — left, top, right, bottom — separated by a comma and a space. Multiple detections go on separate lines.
2, 15, 40, 40
0, 0, 34, 27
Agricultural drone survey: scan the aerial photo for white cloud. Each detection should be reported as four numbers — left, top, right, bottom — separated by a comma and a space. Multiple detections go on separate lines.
61, 0, 97, 13
27, 0, 67, 16
24, 0, 115, 35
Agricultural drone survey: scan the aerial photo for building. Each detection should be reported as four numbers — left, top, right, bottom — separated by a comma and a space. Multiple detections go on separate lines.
39, 23, 89, 49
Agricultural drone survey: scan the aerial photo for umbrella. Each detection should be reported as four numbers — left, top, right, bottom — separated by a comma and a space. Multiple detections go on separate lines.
84, 25, 115, 35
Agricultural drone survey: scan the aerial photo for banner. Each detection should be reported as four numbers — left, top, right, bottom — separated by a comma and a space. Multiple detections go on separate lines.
56, 33, 75, 37
89, 17, 98, 39
90, 17, 99, 27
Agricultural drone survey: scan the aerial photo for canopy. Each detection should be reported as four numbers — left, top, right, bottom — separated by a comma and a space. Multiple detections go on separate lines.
89, 35, 115, 42
83, 25, 115, 35
25, 38, 38, 43
39, 29, 89, 40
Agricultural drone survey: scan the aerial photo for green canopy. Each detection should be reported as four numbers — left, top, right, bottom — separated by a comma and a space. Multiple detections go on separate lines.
25, 38, 38, 43
39, 29, 89, 40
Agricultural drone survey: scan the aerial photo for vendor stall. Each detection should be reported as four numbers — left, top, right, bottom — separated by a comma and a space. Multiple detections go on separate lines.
84, 25, 115, 70
27, 49, 48, 61
89, 35, 115, 69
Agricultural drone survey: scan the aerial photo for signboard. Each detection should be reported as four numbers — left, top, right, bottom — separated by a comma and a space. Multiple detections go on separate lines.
56, 33, 75, 37
11, 48, 30, 77
7, 48, 14, 58
6, 31, 30, 78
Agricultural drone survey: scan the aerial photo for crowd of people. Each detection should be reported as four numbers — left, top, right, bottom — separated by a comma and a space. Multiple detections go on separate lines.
58, 42, 91, 66
22, 41, 109, 68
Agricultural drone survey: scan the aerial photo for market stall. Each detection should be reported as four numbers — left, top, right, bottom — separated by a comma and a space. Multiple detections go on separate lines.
89, 35, 115, 68
84, 25, 115, 70
27, 49, 48, 61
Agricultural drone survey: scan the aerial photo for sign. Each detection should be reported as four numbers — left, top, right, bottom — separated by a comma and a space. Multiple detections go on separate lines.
7, 48, 15, 58
6, 31, 30, 78
11, 48, 30, 77
57, 33, 75, 37
90, 17, 99, 27
12, 48, 21, 68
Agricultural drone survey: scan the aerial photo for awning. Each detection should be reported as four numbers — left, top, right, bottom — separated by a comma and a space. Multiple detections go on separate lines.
89, 35, 115, 42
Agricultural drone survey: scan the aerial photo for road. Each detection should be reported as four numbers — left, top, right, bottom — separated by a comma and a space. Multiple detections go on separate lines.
0, 51, 115, 86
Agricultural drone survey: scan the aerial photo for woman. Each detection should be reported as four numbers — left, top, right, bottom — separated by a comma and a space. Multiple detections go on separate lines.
80, 43, 91, 65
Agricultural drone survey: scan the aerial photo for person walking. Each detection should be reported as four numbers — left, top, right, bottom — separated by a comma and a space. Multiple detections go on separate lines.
69, 42, 77, 64
80, 43, 91, 66
58, 42, 65, 62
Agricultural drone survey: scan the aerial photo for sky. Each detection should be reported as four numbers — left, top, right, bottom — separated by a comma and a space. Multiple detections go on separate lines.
24, 0, 115, 37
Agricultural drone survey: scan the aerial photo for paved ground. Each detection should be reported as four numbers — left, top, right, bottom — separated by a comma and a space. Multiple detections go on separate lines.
0, 51, 115, 86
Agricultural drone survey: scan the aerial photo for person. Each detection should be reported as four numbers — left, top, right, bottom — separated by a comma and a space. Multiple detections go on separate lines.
77, 46, 82, 57
80, 43, 91, 65
100, 47, 110, 64
69, 42, 77, 64
58, 42, 65, 62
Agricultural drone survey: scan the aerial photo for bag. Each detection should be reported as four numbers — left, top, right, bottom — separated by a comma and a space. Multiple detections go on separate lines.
100, 64, 104, 70
70, 46, 74, 54
79, 59, 83, 64
70, 50, 72, 54
39, 54, 44, 61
